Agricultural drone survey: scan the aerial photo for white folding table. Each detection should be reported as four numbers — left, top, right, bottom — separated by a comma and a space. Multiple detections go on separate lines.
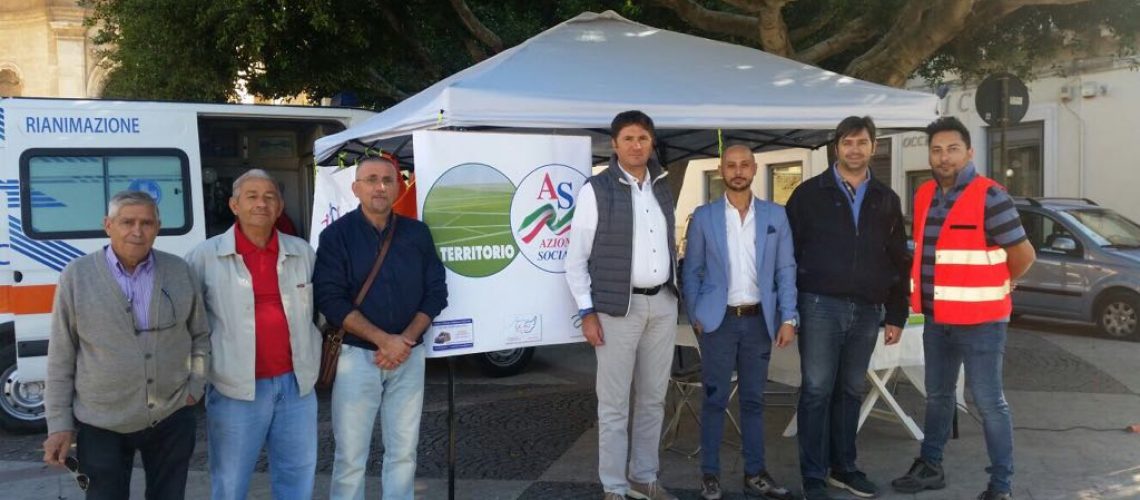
767, 317, 966, 441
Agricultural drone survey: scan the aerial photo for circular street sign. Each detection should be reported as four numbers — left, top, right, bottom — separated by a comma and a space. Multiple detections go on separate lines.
975, 73, 1029, 127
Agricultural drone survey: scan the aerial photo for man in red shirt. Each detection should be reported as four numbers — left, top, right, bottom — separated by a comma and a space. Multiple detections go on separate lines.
186, 169, 323, 500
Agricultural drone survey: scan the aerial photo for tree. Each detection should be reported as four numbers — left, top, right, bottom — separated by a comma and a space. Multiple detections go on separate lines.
83, 0, 1140, 106
647, 0, 1140, 86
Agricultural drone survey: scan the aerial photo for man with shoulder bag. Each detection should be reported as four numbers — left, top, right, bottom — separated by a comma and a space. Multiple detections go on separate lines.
314, 154, 448, 500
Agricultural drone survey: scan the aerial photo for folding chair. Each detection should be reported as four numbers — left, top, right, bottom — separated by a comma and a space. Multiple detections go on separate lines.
661, 323, 742, 458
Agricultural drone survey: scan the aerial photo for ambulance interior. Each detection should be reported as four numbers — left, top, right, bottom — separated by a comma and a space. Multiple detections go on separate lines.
197, 118, 348, 240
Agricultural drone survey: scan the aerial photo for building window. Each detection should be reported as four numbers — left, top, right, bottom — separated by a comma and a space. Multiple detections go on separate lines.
768, 161, 802, 205
987, 120, 1044, 197
906, 170, 934, 214
704, 169, 725, 203
20, 148, 192, 239
871, 138, 892, 184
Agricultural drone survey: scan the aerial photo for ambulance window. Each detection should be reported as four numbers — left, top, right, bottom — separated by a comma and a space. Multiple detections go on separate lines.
20, 149, 192, 239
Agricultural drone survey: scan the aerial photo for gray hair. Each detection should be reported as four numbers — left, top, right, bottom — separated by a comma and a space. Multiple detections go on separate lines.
107, 190, 160, 219
231, 168, 282, 198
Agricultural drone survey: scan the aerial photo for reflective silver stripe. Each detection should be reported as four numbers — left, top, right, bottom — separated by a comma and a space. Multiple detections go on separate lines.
932, 280, 1011, 302
934, 248, 1007, 266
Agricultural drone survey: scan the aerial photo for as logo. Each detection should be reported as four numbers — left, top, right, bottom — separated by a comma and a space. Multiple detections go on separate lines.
510, 164, 586, 273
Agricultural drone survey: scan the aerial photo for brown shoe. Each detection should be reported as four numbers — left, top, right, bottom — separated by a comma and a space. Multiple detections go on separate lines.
628, 480, 679, 500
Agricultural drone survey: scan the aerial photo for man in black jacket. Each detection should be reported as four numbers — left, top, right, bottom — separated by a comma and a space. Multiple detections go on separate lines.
785, 116, 910, 500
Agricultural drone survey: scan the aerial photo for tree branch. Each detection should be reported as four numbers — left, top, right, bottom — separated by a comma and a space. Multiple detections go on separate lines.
790, 9, 836, 44
844, 0, 978, 86
718, 0, 764, 14
379, 4, 441, 79
449, 0, 503, 53
972, 0, 1092, 22
365, 67, 410, 101
843, 0, 1097, 86
650, 0, 759, 42
794, 14, 878, 64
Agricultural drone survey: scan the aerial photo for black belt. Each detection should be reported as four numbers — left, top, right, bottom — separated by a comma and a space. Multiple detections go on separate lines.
726, 304, 761, 317
632, 284, 663, 296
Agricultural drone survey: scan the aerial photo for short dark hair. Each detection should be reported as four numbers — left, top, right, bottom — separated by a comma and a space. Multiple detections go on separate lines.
610, 110, 656, 140
833, 115, 876, 145
925, 116, 971, 148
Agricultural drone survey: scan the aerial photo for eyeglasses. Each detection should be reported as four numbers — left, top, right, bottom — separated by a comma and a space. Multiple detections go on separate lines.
64, 456, 90, 491
354, 175, 397, 187
132, 288, 177, 333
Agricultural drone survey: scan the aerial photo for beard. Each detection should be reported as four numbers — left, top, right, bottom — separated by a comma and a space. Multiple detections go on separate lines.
725, 178, 752, 192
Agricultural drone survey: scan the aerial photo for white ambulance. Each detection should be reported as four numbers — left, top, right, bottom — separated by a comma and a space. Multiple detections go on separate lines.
0, 97, 376, 432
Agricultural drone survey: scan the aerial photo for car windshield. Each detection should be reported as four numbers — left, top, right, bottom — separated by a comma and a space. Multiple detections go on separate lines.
1058, 208, 1140, 248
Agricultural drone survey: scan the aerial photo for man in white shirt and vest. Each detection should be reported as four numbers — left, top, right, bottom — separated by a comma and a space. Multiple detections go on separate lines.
565, 110, 678, 500
892, 117, 1035, 500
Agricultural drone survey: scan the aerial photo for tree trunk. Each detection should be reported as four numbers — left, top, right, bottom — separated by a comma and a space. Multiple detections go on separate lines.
756, 0, 793, 58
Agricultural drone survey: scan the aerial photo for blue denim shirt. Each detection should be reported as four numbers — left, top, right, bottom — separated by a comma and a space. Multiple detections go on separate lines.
314, 208, 448, 349
832, 163, 869, 227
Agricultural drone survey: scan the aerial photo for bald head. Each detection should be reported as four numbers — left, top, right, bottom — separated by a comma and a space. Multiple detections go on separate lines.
720, 144, 754, 165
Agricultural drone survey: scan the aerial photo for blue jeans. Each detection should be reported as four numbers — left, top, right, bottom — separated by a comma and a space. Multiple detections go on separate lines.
206, 371, 317, 500
921, 319, 1014, 493
330, 343, 426, 500
796, 293, 882, 481
699, 313, 771, 476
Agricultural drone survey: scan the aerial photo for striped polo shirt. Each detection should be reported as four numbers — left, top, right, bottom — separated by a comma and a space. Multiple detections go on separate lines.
918, 162, 1027, 316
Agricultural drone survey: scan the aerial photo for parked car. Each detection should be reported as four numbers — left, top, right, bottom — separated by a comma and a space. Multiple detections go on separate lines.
1012, 198, 1140, 339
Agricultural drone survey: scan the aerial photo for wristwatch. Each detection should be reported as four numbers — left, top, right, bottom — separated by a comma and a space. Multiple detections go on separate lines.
782, 317, 799, 329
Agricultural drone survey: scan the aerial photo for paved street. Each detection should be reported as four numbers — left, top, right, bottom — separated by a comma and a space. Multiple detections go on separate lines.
3, 317, 1140, 499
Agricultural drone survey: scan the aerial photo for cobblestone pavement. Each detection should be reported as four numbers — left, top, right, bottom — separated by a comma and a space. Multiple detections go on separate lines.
3, 320, 1140, 499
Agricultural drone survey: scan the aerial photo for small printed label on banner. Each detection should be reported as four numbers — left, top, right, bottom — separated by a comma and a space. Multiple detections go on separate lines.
506, 314, 542, 344
431, 318, 475, 351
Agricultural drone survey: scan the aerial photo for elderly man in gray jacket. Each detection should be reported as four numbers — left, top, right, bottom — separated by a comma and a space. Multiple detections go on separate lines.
185, 169, 322, 500
43, 190, 210, 500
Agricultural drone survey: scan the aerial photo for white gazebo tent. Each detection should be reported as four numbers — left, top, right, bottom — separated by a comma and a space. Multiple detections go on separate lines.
315, 10, 939, 166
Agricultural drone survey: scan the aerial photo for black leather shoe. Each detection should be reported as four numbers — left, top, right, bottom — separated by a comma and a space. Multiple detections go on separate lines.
891, 457, 946, 493
978, 488, 1012, 500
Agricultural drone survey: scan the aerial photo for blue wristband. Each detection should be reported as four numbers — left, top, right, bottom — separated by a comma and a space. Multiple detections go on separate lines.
578, 307, 596, 318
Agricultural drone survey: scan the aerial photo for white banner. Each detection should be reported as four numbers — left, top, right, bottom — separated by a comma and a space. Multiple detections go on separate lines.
309, 164, 358, 251
414, 130, 591, 358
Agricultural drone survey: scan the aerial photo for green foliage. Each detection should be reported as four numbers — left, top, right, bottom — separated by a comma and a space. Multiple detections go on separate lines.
84, 0, 1140, 105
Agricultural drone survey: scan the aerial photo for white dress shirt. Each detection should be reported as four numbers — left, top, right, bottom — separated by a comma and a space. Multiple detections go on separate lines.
565, 164, 671, 310
724, 195, 761, 306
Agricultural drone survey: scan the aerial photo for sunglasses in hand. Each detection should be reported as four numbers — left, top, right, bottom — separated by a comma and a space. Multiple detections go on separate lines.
63, 456, 90, 492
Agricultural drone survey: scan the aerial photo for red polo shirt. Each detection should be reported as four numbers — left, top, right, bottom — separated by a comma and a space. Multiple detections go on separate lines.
235, 225, 294, 378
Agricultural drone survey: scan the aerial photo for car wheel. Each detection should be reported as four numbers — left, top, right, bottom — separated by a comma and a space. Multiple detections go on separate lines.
472, 347, 535, 378
0, 345, 47, 433
1097, 292, 1140, 340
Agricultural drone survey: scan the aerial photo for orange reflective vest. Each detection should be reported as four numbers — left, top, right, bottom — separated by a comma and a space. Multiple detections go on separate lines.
910, 176, 1012, 324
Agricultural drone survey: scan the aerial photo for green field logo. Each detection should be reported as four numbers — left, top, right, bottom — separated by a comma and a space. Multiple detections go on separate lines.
422, 163, 519, 277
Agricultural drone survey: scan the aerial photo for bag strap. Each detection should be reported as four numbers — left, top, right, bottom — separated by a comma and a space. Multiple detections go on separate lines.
353, 214, 398, 307
330, 215, 398, 342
